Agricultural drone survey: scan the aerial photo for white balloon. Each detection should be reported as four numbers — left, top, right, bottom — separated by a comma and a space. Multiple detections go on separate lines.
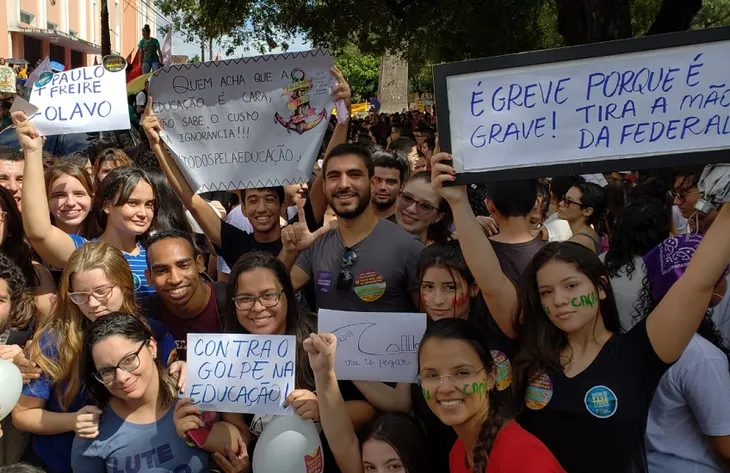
0, 359, 22, 420
253, 414, 324, 473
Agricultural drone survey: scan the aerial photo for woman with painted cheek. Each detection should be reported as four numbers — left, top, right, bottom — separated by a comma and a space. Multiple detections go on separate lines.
14, 242, 182, 473
303, 332, 433, 473
396, 171, 452, 245
17, 112, 158, 299
45, 162, 94, 237
418, 319, 564, 473
557, 182, 607, 254
638, 234, 730, 472
72, 313, 210, 473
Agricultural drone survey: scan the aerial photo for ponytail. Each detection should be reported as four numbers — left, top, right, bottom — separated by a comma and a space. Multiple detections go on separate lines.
470, 389, 510, 472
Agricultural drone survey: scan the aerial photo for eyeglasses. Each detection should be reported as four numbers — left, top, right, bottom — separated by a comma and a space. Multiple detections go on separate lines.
670, 189, 700, 203
561, 198, 584, 208
337, 247, 358, 291
94, 340, 148, 384
232, 291, 283, 310
417, 368, 486, 389
397, 192, 439, 215
69, 284, 116, 306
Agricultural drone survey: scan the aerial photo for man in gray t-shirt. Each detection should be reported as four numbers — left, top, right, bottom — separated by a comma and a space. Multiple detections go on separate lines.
297, 218, 423, 311
281, 143, 424, 312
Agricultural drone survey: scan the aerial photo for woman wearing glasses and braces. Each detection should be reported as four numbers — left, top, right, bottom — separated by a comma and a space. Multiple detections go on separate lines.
395, 171, 453, 245
13, 242, 181, 473
72, 313, 209, 473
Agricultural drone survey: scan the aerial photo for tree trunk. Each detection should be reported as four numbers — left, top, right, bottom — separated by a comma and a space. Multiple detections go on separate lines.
101, 0, 111, 56
556, 0, 632, 46
646, 0, 702, 35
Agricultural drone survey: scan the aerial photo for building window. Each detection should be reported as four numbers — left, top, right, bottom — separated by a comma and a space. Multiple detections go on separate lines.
20, 11, 35, 25
47, 21, 58, 31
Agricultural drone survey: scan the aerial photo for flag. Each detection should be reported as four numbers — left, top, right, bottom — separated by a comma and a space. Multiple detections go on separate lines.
126, 49, 142, 83
161, 29, 172, 67
26, 56, 50, 88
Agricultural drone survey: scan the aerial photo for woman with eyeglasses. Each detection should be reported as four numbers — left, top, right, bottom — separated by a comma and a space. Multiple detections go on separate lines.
12, 242, 181, 473
430, 152, 730, 472
418, 318, 564, 472
174, 251, 374, 473
557, 182, 607, 254
396, 171, 453, 245
72, 313, 208, 473
14, 111, 158, 300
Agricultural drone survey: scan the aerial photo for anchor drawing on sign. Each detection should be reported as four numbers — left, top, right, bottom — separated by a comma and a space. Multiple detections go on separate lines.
274, 67, 327, 135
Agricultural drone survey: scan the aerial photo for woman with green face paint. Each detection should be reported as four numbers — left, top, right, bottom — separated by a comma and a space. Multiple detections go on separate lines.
418, 319, 564, 473
431, 153, 730, 473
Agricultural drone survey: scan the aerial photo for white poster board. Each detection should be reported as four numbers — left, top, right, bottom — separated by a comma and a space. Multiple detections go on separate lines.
0, 66, 16, 93
318, 309, 427, 383
186, 333, 296, 415
29, 65, 130, 135
445, 39, 730, 174
149, 49, 335, 192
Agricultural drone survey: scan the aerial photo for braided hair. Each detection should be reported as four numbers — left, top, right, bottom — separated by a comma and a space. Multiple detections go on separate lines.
418, 319, 513, 471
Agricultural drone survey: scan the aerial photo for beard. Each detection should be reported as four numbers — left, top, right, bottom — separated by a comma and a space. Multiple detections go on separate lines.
372, 194, 396, 212
330, 188, 371, 220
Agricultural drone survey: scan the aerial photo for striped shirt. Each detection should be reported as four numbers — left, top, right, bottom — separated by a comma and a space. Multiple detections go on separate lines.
69, 234, 156, 299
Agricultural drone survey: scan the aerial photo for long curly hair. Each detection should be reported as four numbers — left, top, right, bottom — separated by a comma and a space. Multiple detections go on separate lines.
418, 319, 512, 472
603, 197, 670, 279
512, 242, 622, 401
26, 242, 139, 410
0, 253, 35, 333
0, 186, 39, 288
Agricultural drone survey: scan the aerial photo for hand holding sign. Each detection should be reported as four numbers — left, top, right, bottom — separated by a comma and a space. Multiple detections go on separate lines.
281, 199, 329, 253
173, 397, 205, 440
213, 436, 250, 473
331, 66, 352, 119
141, 97, 162, 148
10, 112, 43, 154
430, 152, 467, 205
303, 333, 337, 375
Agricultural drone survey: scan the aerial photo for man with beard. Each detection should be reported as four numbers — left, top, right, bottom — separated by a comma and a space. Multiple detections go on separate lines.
280, 143, 423, 312
371, 152, 407, 222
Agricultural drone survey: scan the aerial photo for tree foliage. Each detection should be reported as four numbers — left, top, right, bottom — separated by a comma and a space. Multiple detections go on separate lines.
333, 44, 380, 102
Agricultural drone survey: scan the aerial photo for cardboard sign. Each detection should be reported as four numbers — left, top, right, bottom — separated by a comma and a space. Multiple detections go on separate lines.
149, 49, 335, 192
318, 309, 427, 383
29, 65, 130, 135
186, 333, 296, 415
434, 27, 730, 183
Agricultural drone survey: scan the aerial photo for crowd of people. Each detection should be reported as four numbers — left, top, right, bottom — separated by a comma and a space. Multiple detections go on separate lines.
0, 65, 727, 473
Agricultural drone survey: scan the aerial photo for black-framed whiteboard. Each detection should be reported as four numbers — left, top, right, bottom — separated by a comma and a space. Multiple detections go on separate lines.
433, 27, 730, 184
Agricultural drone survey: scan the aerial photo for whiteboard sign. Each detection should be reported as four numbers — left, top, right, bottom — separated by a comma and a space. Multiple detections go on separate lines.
434, 28, 730, 181
29, 65, 130, 135
149, 49, 334, 192
186, 333, 296, 415
318, 309, 427, 383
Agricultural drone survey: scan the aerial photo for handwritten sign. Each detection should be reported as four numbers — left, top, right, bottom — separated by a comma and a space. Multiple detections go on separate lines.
186, 333, 296, 415
436, 32, 730, 178
318, 309, 427, 383
29, 65, 129, 135
0, 66, 16, 93
149, 49, 334, 192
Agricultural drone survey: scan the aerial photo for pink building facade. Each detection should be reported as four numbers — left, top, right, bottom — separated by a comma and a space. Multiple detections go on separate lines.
1, 0, 157, 69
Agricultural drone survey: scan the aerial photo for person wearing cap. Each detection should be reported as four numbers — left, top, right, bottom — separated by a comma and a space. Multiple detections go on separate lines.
138, 24, 162, 73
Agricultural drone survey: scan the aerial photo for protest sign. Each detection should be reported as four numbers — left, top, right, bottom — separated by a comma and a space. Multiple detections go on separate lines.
0, 66, 16, 93
186, 333, 296, 415
149, 49, 334, 192
28, 65, 130, 136
434, 27, 730, 183
318, 309, 427, 383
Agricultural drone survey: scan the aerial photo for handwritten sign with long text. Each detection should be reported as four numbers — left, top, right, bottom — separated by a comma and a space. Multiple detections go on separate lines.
149, 49, 334, 192
29, 65, 129, 135
318, 309, 427, 383
186, 333, 296, 415
439, 36, 730, 175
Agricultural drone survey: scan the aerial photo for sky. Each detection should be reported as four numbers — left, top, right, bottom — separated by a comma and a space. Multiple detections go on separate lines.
167, 27, 312, 60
